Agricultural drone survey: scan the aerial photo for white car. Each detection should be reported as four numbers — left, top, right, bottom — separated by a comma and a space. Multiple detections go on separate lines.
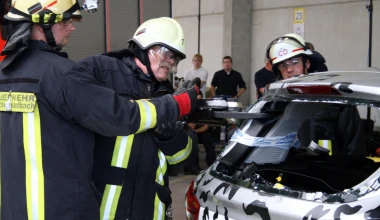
185, 70, 380, 220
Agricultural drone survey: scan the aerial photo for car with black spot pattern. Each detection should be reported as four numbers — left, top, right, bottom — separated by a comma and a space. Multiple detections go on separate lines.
185, 70, 380, 220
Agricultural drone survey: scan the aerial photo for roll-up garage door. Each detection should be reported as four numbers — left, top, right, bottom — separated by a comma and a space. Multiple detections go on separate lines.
109, 1, 139, 51
142, 0, 171, 22
64, 4, 106, 61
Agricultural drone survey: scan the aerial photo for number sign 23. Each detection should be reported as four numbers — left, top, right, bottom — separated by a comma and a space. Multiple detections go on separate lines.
293, 8, 305, 24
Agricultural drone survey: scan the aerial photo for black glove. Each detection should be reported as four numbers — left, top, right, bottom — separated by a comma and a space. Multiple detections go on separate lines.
155, 121, 185, 140
173, 77, 201, 118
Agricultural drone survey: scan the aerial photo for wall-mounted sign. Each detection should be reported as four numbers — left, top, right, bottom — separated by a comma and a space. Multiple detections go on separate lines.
293, 7, 305, 37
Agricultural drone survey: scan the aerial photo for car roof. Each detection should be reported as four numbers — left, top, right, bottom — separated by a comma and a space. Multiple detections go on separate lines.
266, 70, 380, 103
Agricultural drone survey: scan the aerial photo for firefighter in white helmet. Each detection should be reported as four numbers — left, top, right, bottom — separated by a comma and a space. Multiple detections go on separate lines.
266, 33, 313, 80
79, 17, 199, 220
0, 1, 198, 219
267, 34, 365, 160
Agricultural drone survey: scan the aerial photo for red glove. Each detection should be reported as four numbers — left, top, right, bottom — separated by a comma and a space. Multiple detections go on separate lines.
173, 77, 201, 118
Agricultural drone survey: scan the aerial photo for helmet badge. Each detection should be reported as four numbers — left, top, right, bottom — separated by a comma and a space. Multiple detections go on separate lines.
278, 48, 288, 57
136, 28, 146, 36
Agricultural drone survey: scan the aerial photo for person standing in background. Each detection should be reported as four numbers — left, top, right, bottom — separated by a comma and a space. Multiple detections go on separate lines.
184, 92, 217, 175
184, 54, 208, 97
210, 56, 246, 99
254, 54, 276, 100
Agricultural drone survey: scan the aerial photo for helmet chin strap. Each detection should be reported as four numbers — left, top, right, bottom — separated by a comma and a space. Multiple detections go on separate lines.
41, 24, 61, 51
142, 50, 156, 81
127, 45, 158, 82
302, 57, 309, 74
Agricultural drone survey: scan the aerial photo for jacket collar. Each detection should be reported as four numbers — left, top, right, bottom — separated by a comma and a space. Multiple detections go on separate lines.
28, 40, 69, 58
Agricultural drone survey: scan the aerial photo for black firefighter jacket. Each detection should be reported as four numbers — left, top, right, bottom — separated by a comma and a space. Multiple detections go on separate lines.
0, 40, 181, 220
79, 51, 198, 220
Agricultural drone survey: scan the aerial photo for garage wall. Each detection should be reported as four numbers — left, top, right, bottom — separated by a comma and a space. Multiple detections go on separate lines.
143, 0, 171, 21
173, 0, 380, 104
173, 0, 224, 89
64, 3, 106, 61
109, 1, 139, 51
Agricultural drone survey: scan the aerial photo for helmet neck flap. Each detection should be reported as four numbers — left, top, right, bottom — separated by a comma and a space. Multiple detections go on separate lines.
127, 42, 156, 82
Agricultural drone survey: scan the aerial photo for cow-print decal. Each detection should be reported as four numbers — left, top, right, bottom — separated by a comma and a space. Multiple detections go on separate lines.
203, 178, 214, 186
195, 172, 207, 194
302, 205, 330, 220
224, 207, 229, 220
243, 200, 271, 220
333, 204, 362, 220
313, 74, 340, 81
213, 205, 219, 220
213, 182, 239, 200
203, 206, 209, 220
200, 190, 211, 203
365, 205, 380, 219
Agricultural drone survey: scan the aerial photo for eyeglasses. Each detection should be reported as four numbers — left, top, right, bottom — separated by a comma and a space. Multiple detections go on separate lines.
62, 17, 81, 26
62, 20, 73, 26
278, 57, 302, 71
150, 46, 182, 73
161, 48, 181, 65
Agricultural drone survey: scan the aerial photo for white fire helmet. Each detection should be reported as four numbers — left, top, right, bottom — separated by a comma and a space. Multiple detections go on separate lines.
267, 33, 312, 66
5, 0, 82, 23
128, 17, 186, 60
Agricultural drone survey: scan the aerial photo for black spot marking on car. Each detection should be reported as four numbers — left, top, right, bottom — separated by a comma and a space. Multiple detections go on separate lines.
213, 205, 219, 220
203, 178, 214, 186
242, 200, 271, 220
314, 74, 340, 81
224, 207, 229, 220
213, 182, 239, 200
195, 172, 207, 194
203, 206, 209, 220
364, 205, 380, 219
200, 190, 210, 203
302, 205, 330, 220
333, 204, 362, 220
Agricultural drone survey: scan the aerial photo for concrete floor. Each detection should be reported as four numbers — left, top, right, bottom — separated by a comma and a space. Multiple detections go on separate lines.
169, 172, 197, 219
169, 145, 223, 219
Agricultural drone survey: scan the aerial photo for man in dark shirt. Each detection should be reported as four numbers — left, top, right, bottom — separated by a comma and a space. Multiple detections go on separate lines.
254, 56, 276, 100
210, 56, 246, 98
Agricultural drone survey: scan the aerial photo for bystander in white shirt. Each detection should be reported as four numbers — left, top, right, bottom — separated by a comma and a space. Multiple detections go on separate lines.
184, 54, 209, 96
